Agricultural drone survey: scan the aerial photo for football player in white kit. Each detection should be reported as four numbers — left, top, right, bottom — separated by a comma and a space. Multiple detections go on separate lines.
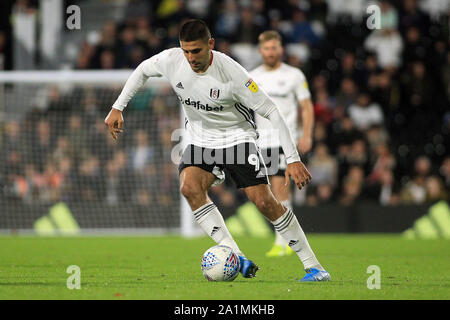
251, 31, 315, 258
105, 20, 330, 281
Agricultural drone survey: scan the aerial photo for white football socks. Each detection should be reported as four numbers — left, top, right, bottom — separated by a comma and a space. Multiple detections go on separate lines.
271, 206, 324, 271
274, 200, 292, 246
193, 202, 244, 257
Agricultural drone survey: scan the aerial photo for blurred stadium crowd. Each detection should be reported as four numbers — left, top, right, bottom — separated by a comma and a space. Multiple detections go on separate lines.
0, 0, 449, 209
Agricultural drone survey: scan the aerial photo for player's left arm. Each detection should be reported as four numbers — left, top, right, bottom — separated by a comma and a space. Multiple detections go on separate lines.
297, 97, 314, 154
230, 60, 311, 189
255, 100, 312, 189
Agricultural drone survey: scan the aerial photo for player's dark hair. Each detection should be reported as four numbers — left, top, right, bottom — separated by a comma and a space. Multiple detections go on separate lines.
179, 19, 211, 43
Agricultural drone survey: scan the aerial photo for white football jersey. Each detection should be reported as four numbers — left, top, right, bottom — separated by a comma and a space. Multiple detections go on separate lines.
250, 63, 311, 149
112, 48, 301, 164
114, 48, 279, 149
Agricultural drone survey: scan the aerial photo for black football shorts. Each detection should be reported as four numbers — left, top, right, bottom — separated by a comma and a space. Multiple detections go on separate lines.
178, 142, 269, 189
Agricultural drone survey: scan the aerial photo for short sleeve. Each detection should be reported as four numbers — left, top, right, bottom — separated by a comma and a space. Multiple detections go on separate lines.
293, 69, 311, 101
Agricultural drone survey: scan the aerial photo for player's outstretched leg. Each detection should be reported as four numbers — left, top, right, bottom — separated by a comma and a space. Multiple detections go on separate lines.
245, 184, 330, 282
272, 207, 331, 282
180, 166, 258, 278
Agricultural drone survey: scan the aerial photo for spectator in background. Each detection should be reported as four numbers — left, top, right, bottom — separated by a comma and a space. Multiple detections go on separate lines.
46, 85, 70, 114
329, 116, 364, 156
128, 45, 146, 69
162, 23, 182, 49
330, 51, 364, 92
0, 31, 7, 70
158, 162, 179, 207
134, 16, 152, 44
326, 0, 366, 24
344, 139, 370, 175
231, 6, 264, 44
401, 174, 427, 204
339, 166, 365, 206
124, 0, 151, 21
75, 41, 95, 70
364, 28, 403, 72
100, 50, 116, 69
51, 136, 73, 165
361, 54, 381, 87
312, 120, 329, 146
146, 31, 164, 57
348, 92, 384, 131
116, 27, 140, 68
39, 161, 63, 203
73, 155, 104, 202
20, 163, 39, 203
215, 0, 240, 39
419, 0, 449, 22
3, 150, 24, 198
288, 9, 321, 46
57, 156, 73, 202
311, 73, 328, 95
308, 142, 338, 188
89, 21, 117, 69
309, 0, 328, 25
399, 0, 430, 34
185, 0, 212, 20
401, 155, 432, 204
377, 169, 401, 206
313, 88, 334, 125
365, 125, 390, 153
414, 155, 432, 179
425, 175, 447, 203
335, 77, 358, 109
379, 0, 399, 30
401, 61, 433, 111
368, 71, 400, 116
250, 0, 268, 28
105, 150, 132, 204
368, 143, 396, 185
2, 121, 24, 156
32, 119, 53, 172
403, 26, 428, 63
439, 157, 450, 190
215, 39, 239, 61
65, 114, 89, 163
130, 129, 155, 173
155, 0, 189, 26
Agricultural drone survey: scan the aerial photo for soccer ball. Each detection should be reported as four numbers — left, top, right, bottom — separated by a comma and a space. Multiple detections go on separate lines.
201, 245, 240, 281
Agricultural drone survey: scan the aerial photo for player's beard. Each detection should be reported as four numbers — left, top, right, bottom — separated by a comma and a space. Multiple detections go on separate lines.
191, 61, 205, 72
264, 56, 280, 69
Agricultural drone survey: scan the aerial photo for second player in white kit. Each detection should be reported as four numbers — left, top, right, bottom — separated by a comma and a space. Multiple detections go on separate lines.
251, 31, 316, 257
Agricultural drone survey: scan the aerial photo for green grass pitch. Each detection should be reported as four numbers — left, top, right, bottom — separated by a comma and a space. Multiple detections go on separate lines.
0, 234, 449, 300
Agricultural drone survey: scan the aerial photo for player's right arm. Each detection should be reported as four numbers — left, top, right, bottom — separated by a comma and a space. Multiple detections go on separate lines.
105, 49, 172, 140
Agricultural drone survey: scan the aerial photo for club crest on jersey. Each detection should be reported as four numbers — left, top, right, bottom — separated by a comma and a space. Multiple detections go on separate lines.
209, 88, 220, 100
245, 78, 258, 93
